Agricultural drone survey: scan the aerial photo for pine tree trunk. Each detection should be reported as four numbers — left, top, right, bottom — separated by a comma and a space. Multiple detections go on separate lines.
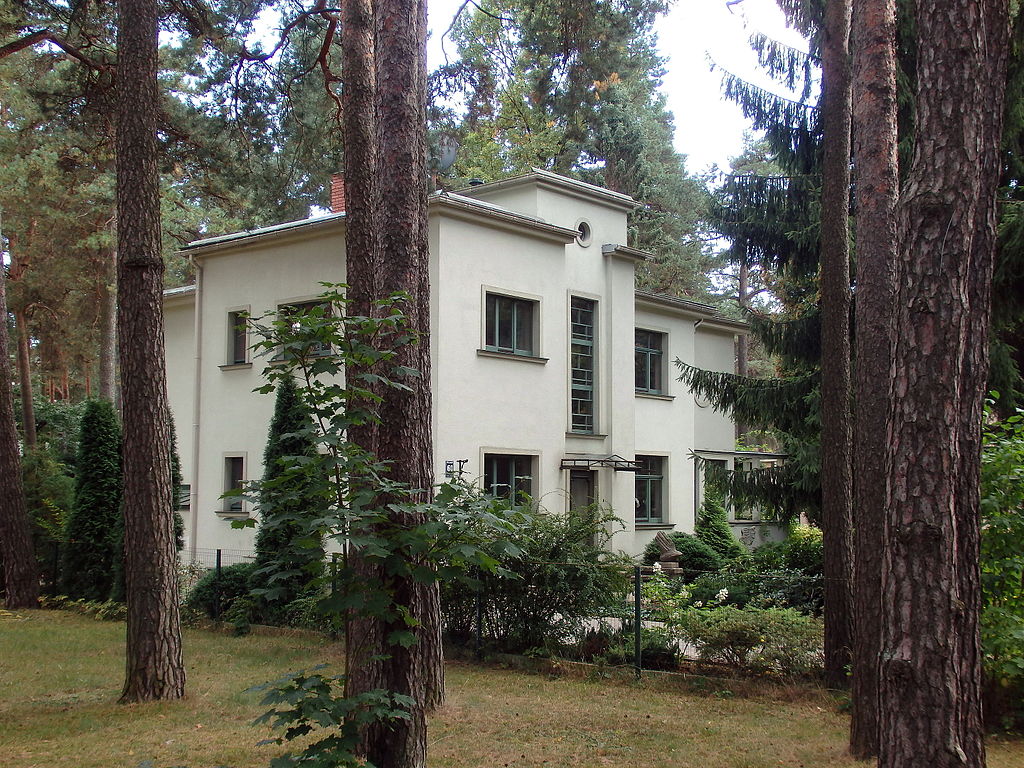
13, 307, 36, 449
116, 0, 185, 703
99, 246, 118, 405
818, 0, 855, 691
848, 0, 898, 756
735, 255, 749, 441
341, 0, 440, 761
0, 263, 39, 609
879, 0, 1009, 763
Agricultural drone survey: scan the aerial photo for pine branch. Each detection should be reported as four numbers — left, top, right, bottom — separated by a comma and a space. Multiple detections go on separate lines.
748, 32, 818, 100
701, 458, 819, 520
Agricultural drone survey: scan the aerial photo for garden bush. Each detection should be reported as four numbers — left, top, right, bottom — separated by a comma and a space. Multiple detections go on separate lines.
640, 532, 723, 578
695, 489, 745, 561
678, 605, 823, 676
442, 497, 630, 654
184, 562, 258, 620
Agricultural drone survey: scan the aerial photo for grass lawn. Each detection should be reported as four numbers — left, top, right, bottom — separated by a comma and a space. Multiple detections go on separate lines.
1, 610, 1021, 768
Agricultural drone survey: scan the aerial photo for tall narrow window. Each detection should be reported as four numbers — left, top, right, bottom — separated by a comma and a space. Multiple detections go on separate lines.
228, 311, 248, 364
635, 455, 664, 524
224, 456, 244, 513
483, 453, 533, 501
485, 293, 535, 356
635, 329, 664, 394
570, 297, 596, 433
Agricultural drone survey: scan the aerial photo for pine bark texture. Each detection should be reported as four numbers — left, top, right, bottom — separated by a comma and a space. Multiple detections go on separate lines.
879, 0, 1010, 765
818, 0, 855, 690
341, 0, 441, 763
14, 308, 36, 449
99, 246, 118, 405
116, 0, 186, 703
848, 0, 898, 756
0, 263, 39, 609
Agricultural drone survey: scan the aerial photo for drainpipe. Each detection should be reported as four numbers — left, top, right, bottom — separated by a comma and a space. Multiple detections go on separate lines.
188, 255, 203, 559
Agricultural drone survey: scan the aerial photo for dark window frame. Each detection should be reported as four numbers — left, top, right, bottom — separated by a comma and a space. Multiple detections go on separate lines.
570, 296, 597, 433
635, 454, 665, 524
483, 453, 534, 502
484, 293, 536, 357
635, 329, 665, 394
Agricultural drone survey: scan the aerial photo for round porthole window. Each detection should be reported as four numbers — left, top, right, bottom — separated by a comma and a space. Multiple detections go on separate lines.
576, 220, 592, 246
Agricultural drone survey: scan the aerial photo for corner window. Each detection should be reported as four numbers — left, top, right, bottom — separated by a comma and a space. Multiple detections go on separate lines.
228, 311, 248, 364
223, 456, 244, 514
485, 293, 535, 356
635, 455, 664, 524
483, 453, 534, 502
635, 329, 665, 394
570, 297, 596, 433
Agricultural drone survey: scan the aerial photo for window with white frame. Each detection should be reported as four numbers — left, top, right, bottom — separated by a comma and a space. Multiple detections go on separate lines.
484, 293, 536, 356
635, 455, 665, 524
570, 297, 596, 433
483, 453, 534, 502
635, 329, 665, 394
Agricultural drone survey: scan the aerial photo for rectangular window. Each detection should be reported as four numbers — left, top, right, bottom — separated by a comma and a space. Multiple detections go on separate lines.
635, 455, 664, 524
485, 293, 535, 356
228, 311, 248, 364
483, 453, 533, 502
224, 457, 244, 513
570, 297, 596, 433
635, 329, 664, 394
177, 483, 191, 510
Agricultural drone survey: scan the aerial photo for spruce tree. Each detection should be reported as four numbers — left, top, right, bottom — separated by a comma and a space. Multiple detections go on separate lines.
250, 375, 323, 625
61, 399, 122, 601
695, 486, 745, 562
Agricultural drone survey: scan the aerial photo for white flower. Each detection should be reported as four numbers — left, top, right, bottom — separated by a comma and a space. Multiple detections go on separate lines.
652, 561, 662, 573
715, 588, 729, 603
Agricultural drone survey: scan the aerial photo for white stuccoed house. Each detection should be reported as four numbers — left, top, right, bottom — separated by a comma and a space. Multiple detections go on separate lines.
163, 169, 785, 560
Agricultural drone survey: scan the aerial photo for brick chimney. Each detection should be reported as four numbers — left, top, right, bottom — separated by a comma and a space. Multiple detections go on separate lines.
330, 173, 346, 213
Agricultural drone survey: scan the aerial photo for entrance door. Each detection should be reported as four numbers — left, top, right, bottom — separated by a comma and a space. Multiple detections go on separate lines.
569, 470, 598, 545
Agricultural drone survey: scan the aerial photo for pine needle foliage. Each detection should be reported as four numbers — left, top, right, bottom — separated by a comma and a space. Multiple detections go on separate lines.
61, 400, 122, 601
250, 375, 324, 624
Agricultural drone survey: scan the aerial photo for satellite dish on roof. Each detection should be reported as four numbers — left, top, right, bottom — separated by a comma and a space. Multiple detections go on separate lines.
427, 132, 460, 173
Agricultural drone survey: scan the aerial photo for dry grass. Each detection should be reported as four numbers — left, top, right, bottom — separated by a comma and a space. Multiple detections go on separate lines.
1, 609, 1021, 768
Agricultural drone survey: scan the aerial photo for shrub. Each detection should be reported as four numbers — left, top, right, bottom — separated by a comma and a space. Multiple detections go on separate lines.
442, 496, 630, 654
61, 400, 122, 602
184, 562, 258, 620
249, 376, 324, 626
641, 532, 724, 579
980, 406, 1024, 728
678, 605, 823, 676
695, 489, 745, 561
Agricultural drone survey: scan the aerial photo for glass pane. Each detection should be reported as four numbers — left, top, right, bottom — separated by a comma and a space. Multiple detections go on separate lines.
497, 298, 514, 351
514, 300, 532, 354
485, 294, 497, 348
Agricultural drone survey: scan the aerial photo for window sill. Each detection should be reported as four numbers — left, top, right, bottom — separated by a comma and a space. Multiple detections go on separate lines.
216, 510, 249, 520
476, 349, 548, 364
635, 391, 674, 401
565, 431, 608, 439
219, 362, 253, 371
635, 523, 675, 530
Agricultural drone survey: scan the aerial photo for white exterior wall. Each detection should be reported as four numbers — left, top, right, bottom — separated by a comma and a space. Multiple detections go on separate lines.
183, 226, 347, 558
164, 174, 748, 560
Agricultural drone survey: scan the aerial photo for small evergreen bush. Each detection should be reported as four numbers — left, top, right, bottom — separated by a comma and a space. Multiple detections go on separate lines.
640, 532, 724, 578
695, 489, 745, 561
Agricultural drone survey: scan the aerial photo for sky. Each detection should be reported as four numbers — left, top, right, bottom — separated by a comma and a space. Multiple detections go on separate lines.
425, 0, 809, 176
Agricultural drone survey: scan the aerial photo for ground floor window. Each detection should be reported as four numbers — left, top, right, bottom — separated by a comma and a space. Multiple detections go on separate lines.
635, 455, 664, 524
484, 453, 534, 501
